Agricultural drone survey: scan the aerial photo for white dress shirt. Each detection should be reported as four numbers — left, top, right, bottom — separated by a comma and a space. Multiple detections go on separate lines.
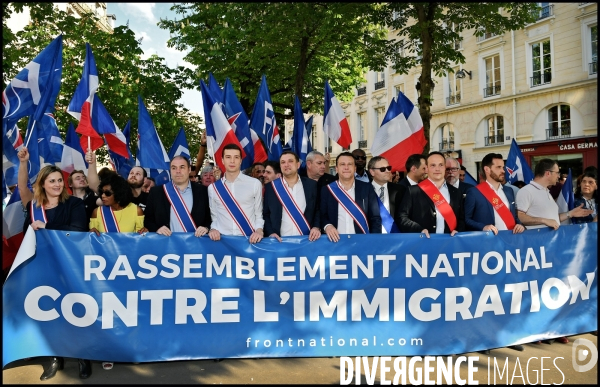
406, 176, 418, 186
325, 182, 356, 234
486, 181, 509, 231
169, 181, 194, 233
280, 177, 307, 236
372, 181, 389, 234
209, 173, 264, 235
430, 179, 451, 234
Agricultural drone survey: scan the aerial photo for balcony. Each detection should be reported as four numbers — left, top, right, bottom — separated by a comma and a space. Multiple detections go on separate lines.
439, 139, 455, 151
446, 93, 461, 106
358, 140, 368, 149
484, 134, 505, 146
533, 4, 554, 21
483, 84, 501, 98
374, 80, 385, 90
590, 61, 597, 75
531, 72, 552, 87
357, 86, 367, 96
546, 125, 571, 140
476, 32, 497, 42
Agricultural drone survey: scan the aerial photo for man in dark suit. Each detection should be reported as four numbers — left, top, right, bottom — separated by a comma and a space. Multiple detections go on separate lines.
446, 157, 473, 196
398, 154, 427, 188
144, 156, 211, 236
464, 153, 525, 234
397, 151, 465, 236
367, 156, 402, 233
352, 148, 372, 183
264, 151, 321, 241
321, 152, 382, 242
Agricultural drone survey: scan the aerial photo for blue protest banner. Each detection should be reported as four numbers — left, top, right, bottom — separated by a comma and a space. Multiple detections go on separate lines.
3, 224, 597, 367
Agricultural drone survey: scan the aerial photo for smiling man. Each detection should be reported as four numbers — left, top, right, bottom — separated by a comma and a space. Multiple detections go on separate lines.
208, 144, 264, 244
144, 156, 211, 237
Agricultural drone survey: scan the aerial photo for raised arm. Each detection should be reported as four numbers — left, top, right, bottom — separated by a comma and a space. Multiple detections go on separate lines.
17, 147, 33, 205
85, 149, 99, 193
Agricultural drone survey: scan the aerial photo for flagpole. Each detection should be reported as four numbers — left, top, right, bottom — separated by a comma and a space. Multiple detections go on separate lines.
24, 121, 37, 148
88, 137, 91, 152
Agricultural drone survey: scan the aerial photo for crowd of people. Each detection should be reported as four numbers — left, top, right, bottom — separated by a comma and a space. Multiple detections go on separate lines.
9, 132, 598, 380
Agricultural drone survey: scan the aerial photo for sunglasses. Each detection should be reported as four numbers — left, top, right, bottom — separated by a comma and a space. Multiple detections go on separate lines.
354, 156, 367, 160
371, 166, 392, 172
100, 190, 114, 197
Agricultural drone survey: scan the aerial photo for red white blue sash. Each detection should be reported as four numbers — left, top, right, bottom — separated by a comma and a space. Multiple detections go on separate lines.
213, 179, 254, 236
271, 177, 310, 235
163, 182, 197, 232
30, 201, 47, 223
100, 206, 121, 232
327, 181, 369, 234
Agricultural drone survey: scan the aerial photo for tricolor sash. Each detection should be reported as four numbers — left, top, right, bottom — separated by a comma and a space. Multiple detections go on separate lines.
418, 179, 457, 231
30, 201, 47, 223
100, 206, 121, 232
271, 177, 310, 235
476, 183, 516, 230
327, 181, 369, 234
376, 196, 400, 233
163, 182, 197, 232
213, 179, 254, 236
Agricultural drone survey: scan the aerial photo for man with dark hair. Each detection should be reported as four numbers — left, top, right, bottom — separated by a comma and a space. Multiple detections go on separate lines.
142, 176, 156, 193
189, 165, 198, 183
128, 166, 149, 209
320, 152, 381, 242
144, 155, 211, 237
305, 150, 337, 195
251, 162, 265, 184
446, 157, 473, 196
68, 170, 99, 221
263, 151, 321, 241
516, 158, 591, 231
367, 156, 402, 233
397, 151, 465, 236
208, 144, 264, 244
399, 154, 427, 187
262, 160, 281, 185
459, 166, 467, 183
351, 148, 372, 183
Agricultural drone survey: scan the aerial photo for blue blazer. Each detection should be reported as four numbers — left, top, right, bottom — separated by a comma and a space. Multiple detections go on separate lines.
263, 177, 320, 236
320, 180, 382, 234
571, 196, 597, 224
464, 184, 521, 231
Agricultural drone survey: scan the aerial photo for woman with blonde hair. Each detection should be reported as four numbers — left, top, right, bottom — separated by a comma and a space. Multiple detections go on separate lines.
17, 147, 91, 380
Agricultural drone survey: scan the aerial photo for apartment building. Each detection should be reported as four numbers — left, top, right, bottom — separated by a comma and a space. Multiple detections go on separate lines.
296, 3, 597, 178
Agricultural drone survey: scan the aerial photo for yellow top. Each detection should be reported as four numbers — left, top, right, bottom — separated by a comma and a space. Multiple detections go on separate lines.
89, 202, 144, 232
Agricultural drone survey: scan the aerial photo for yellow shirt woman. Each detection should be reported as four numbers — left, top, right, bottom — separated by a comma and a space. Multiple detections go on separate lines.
89, 202, 145, 232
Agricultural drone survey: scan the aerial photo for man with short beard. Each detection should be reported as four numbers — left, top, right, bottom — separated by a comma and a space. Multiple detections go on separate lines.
128, 166, 149, 210
445, 157, 473, 196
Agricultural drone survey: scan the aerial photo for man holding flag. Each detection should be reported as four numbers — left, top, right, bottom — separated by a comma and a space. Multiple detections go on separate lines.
263, 150, 321, 241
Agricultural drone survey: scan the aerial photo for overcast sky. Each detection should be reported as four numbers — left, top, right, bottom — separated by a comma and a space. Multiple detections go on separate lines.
108, 3, 203, 117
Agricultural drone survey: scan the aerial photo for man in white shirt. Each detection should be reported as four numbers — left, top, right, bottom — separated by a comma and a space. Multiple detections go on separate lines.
517, 158, 591, 230
208, 144, 265, 244
263, 151, 321, 241
367, 156, 401, 233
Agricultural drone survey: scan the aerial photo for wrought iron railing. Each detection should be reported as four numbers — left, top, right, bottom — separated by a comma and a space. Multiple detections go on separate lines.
533, 4, 554, 21
374, 80, 385, 90
546, 125, 571, 140
446, 93, 461, 106
484, 84, 501, 98
531, 72, 552, 87
439, 139, 455, 151
358, 140, 368, 148
484, 134, 505, 146
476, 32, 497, 42
357, 86, 367, 96
590, 61, 597, 75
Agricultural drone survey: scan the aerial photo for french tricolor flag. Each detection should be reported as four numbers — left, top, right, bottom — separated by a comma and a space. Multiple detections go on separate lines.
2, 187, 25, 273
250, 129, 268, 163
200, 80, 245, 172
67, 43, 103, 152
323, 81, 352, 149
370, 91, 427, 172
92, 95, 130, 159
60, 123, 88, 194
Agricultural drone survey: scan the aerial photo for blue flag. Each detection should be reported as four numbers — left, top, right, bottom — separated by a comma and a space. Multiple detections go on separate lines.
36, 110, 64, 166
249, 75, 282, 161
136, 96, 170, 172
463, 168, 478, 186
291, 96, 310, 165
168, 127, 190, 161
108, 120, 135, 178
2, 122, 22, 187
223, 79, 255, 169
305, 115, 314, 154
208, 73, 224, 104
505, 139, 534, 184
557, 168, 575, 215
24, 117, 42, 184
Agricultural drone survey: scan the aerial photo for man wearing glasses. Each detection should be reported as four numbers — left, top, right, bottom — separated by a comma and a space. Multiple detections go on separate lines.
445, 157, 473, 196
368, 156, 402, 233
516, 158, 592, 231
352, 149, 372, 183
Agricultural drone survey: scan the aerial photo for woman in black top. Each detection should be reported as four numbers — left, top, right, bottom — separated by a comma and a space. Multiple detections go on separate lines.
17, 147, 91, 380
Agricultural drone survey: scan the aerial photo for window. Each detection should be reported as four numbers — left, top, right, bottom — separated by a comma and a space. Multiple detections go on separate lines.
375, 71, 385, 90
394, 84, 404, 101
591, 25, 597, 75
311, 124, 317, 151
439, 123, 455, 150
531, 40, 551, 87
476, 29, 497, 43
375, 107, 386, 128
325, 137, 332, 153
547, 105, 571, 139
484, 55, 501, 97
533, 2, 553, 21
358, 112, 367, 142
447, 67, 461, 106
485, 116, 504, 146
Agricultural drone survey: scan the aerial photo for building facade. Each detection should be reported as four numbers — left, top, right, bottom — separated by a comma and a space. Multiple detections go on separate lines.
300, 3, 597, 178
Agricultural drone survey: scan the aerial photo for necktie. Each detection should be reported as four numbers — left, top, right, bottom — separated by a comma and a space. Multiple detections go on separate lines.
379, 186, 385, 201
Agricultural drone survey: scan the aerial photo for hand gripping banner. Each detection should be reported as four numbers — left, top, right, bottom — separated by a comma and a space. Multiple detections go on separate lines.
3, 224, 597, 367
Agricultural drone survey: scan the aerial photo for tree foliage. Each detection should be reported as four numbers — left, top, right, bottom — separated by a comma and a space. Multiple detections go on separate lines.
378, 3, 538, 153
3, 3, 203, 163
159, 3, 395, 125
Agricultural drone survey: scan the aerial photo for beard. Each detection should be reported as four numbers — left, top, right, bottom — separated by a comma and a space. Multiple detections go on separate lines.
129, 179, 144, 189
489, 170, 505, 183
